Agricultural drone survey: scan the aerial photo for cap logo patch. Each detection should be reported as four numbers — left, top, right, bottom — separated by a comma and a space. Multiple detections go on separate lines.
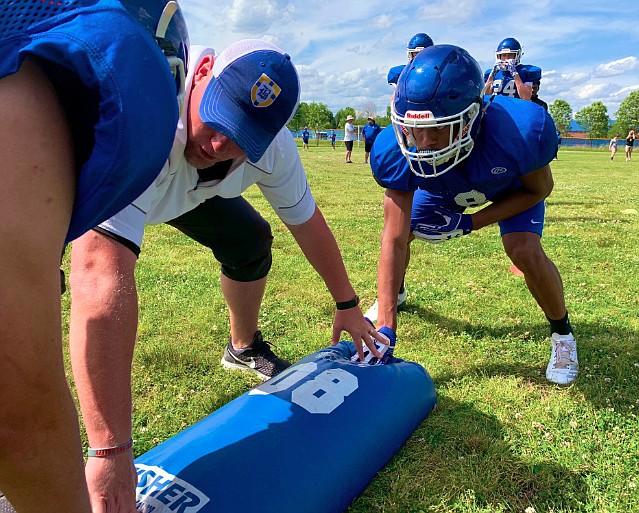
251, 73, 281, 107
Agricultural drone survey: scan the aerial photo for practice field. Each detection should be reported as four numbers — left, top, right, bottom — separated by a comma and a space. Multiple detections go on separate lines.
61, 145, 639, 512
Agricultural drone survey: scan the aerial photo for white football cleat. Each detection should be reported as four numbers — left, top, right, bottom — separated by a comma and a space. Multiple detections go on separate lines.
364, 289, 408, 325
546, 332, 578, 385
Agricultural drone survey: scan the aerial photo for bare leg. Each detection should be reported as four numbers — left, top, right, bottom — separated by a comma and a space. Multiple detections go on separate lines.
502, 232, 566, 320
0, 58, 91, 513
221, 275, 267, 349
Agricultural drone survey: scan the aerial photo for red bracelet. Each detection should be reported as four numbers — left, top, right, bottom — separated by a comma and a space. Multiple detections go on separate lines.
87, 438, 133, 457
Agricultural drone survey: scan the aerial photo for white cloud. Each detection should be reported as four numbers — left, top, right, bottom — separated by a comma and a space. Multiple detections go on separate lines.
594, 57, 638, 77
222, 0, 295, 33
575, 83, 608, 99
610, 84, 639, 97
416, 0, 479, 22
374, 13, 393, 29
560, 71, 592, 82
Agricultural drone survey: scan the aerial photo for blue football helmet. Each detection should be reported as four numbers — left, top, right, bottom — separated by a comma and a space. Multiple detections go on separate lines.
407, 33, 434, 60
495, 37, 523, 65
119, 0, 189, 110
391, 45, 483, 178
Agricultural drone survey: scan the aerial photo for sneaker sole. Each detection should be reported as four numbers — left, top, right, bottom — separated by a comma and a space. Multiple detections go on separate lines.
546, 369, 578, 385
221, 357, 270, 380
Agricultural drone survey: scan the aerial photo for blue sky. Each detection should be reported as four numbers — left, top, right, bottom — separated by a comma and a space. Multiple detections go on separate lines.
182, 0, 639, 120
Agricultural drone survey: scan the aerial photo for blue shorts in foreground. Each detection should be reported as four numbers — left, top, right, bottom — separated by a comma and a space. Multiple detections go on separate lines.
0, 0, 179, 242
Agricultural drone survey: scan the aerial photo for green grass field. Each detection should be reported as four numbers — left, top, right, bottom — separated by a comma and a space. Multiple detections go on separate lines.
63, 144, 639, 512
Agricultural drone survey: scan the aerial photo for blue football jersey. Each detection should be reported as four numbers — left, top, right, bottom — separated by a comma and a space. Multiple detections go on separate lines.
371, 95, 557, 207
483, 64, 542, 99
0, 0, 179, 243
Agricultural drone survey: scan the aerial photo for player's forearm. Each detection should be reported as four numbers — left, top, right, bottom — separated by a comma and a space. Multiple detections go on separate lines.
377, 190, 413, 329
70, 315, 136, 447
482, 78, 494, 95
376, 237, 406, 330
514, 77, 532, 100
471, 188, 547, 230
69, 236, 139, 447
286, 207, 356, 302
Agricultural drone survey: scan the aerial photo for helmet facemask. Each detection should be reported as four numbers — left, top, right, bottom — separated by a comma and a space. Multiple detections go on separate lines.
407, 48, 424, 61
495, 48, 522, 65
391, 100, 481, 178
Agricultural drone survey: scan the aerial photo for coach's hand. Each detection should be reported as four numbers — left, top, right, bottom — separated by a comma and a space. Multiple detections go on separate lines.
85, 453, 141, 513
413, 207, 473, 243
332, 306, 388, 362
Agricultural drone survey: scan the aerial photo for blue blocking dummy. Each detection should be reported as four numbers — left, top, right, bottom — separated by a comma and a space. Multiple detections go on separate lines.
135, 342, 437, 513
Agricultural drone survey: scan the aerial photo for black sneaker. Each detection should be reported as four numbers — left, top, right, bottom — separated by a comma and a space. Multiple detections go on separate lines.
221, 331, 290, 379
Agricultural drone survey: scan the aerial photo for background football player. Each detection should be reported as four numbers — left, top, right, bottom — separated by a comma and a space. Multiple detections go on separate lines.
368, 44, 578, 386
387, 32, 434, 86
482, 37, 541, 100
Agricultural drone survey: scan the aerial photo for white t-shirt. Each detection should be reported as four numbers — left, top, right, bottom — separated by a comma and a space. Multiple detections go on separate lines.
98, 46, 316, 248
344, 122, 357, 141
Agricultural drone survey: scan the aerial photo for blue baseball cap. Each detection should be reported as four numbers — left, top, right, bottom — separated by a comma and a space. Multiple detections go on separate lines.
199, 39, 300, 163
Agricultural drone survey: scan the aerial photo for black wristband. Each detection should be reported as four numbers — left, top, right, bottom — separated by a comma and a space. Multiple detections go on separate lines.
336, 295, 359, 310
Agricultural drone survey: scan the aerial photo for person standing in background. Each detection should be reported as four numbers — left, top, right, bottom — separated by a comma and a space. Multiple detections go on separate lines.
344, 115, 357, 163
626, 129, 635, 161
362, 117, 382, 164
609, 135, 619, 161
531, 81, 548, 110
301, 126, 310, 150
330, 130, 337, 150
555, 129, 562, 160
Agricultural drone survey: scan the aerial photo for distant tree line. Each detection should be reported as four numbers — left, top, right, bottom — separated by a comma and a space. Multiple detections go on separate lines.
288, 102, 392, 139
549, 91, 639, 142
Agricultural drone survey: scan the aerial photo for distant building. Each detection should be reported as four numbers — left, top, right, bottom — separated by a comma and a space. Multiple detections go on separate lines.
563, 119, 614, 139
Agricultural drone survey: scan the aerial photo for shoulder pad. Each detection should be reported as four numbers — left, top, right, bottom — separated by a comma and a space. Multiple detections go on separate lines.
518, 64, 542, 82
387, 64, 405, 85
370, 127, 414, 191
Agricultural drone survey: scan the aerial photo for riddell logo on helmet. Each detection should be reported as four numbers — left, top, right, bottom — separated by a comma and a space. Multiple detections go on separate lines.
405, 110, 433, 120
